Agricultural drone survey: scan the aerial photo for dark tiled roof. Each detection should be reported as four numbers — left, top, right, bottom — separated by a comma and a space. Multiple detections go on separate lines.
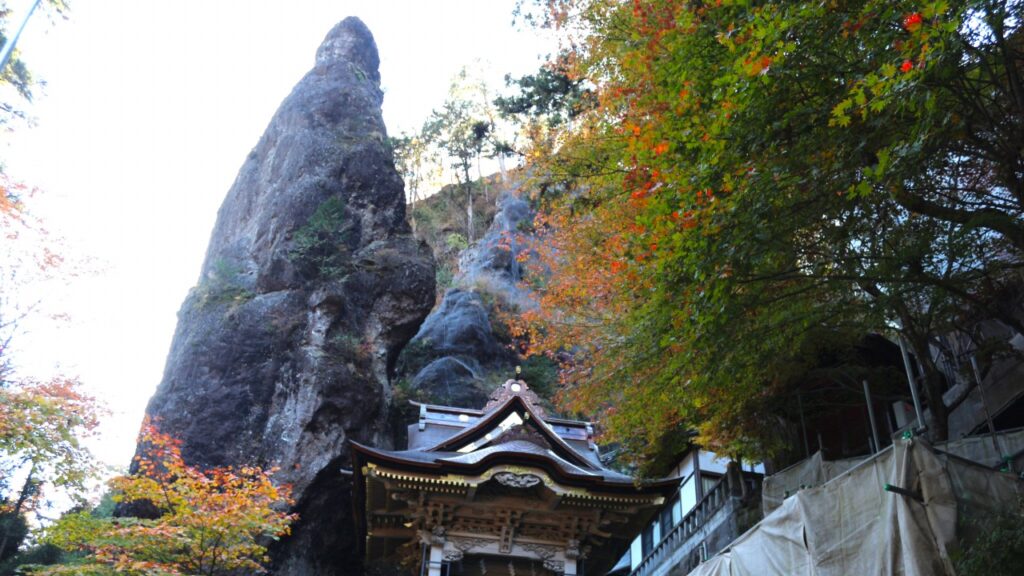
439, 440, 631, 481
352, 439, 642, 487
355, 381, 674, 490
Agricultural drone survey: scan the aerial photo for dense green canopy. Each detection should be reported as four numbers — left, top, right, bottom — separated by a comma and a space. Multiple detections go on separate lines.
514, 0, 1024, 464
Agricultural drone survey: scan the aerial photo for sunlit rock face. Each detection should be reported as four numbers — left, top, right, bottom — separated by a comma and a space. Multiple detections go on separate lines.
137, 17, 435, 575
457, 189, 536, 310
395, 186, 536, 410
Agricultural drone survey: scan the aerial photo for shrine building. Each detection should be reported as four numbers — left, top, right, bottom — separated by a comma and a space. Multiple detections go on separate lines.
351, 379, 678, 576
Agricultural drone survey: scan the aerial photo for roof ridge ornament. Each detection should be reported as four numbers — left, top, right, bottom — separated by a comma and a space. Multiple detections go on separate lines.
484, 379, 546, 417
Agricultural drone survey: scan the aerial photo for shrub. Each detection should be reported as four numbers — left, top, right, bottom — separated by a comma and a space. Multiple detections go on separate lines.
445, 233, 469, 251
954, 498, 1024, 576
290, 196, 352, 279
193, 259, 254, 310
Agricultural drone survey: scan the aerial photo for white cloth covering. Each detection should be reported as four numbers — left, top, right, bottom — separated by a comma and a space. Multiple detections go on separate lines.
691, 439, 1024, 576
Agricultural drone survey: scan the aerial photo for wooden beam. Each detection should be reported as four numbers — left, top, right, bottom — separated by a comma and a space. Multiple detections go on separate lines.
367, 527, 417, 539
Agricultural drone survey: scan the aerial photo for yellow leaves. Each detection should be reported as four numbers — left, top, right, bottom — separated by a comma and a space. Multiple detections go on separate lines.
830, 97, 853, 127
39, 421, 296, 576
0, 377, 103, 504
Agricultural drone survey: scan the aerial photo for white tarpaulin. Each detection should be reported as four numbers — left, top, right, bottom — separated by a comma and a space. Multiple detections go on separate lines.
690, 438, 1024, 576
762, 452, 863, 516
762, 428, 1024, 516
936, 427, 1024, 469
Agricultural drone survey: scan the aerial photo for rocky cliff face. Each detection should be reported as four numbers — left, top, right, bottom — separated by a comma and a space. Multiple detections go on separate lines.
139, 18, 435, 575
397, 187, 544, 410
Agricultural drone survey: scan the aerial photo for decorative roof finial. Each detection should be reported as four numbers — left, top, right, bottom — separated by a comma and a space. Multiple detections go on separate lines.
483, 379, 545, 416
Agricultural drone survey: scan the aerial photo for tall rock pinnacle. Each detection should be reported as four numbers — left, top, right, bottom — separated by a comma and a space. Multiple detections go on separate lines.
139, 17, 435, 574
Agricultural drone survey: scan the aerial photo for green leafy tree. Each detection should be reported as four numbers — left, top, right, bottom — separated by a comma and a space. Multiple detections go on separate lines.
1, 0, 72, 231
0, 139, 95, 565
0, 0, 70, 127
496, 62, 593, 128
0, 377, 101, 560
390, 132, 440, 233
288, 196, 351, 279
423, 93, 491, 243
494, 56, 598, 174
515, 0, 1024, 461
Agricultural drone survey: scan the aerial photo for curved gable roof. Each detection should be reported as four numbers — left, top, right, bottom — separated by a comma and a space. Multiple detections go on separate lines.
424, 393, 599, 471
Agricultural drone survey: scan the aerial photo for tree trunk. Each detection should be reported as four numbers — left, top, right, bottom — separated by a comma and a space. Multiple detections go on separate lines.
498, 153, 508, 184
467, 192, 473, 244
463, 162, 474, 243
477, 155, 489, 203
0, 464, 35, 561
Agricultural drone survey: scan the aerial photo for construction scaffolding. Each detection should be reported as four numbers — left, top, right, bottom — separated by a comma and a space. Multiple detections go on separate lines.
690, 437, 1024, 575
763, 428, 1024, 516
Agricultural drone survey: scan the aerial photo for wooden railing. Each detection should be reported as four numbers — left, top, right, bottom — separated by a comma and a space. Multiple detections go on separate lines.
628, 473, 760, 576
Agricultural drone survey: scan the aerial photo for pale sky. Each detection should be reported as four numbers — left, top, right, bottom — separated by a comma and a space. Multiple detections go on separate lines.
2, 0, 555, 474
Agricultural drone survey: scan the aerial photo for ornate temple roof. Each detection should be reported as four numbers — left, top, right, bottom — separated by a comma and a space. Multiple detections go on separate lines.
353, 379, 675, 490
350, 379, 679, 575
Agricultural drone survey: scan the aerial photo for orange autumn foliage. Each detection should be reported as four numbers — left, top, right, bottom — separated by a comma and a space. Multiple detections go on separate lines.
40, 420, 296, 576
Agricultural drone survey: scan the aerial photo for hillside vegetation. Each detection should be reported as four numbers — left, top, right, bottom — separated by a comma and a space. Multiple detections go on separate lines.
409, 174, 504, 293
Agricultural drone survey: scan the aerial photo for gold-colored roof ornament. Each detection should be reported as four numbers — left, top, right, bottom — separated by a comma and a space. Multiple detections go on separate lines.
484, 379, 545, 416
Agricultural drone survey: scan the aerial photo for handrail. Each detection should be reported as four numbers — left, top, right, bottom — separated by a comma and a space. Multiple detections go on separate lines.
628, 472, 761, 576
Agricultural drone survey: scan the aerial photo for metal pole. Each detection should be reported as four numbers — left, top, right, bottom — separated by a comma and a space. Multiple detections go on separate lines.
0, 0, 43, 73
863, 380, 882, 453
797, 392, 810, 458
898, 335, 926, 432
970, 356, 1005, 463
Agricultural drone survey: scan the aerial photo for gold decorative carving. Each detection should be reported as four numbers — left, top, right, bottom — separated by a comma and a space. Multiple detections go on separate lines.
494, 472, 543, 488
450, 536, 493, 553
543, 559, 565, 573
520, 542, 558, 560
484, 380, 546, 416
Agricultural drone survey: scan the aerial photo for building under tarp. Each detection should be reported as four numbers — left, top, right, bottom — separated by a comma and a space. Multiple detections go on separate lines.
762, 428, 1024, 516
690, 437, 1024, 575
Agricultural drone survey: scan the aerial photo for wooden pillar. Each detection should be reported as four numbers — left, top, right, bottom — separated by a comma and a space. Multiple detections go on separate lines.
693, 449, 704, 500
738, 459, 748, 500
427, 543, 444, 576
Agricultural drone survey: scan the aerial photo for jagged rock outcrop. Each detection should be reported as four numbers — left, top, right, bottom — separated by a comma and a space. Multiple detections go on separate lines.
410, 289, 508, 362
399, 288, 513, 407
138, 18, 434, 575
398, 187, 536, 407
457, 189, 536, 310
409, 356, 488, 408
